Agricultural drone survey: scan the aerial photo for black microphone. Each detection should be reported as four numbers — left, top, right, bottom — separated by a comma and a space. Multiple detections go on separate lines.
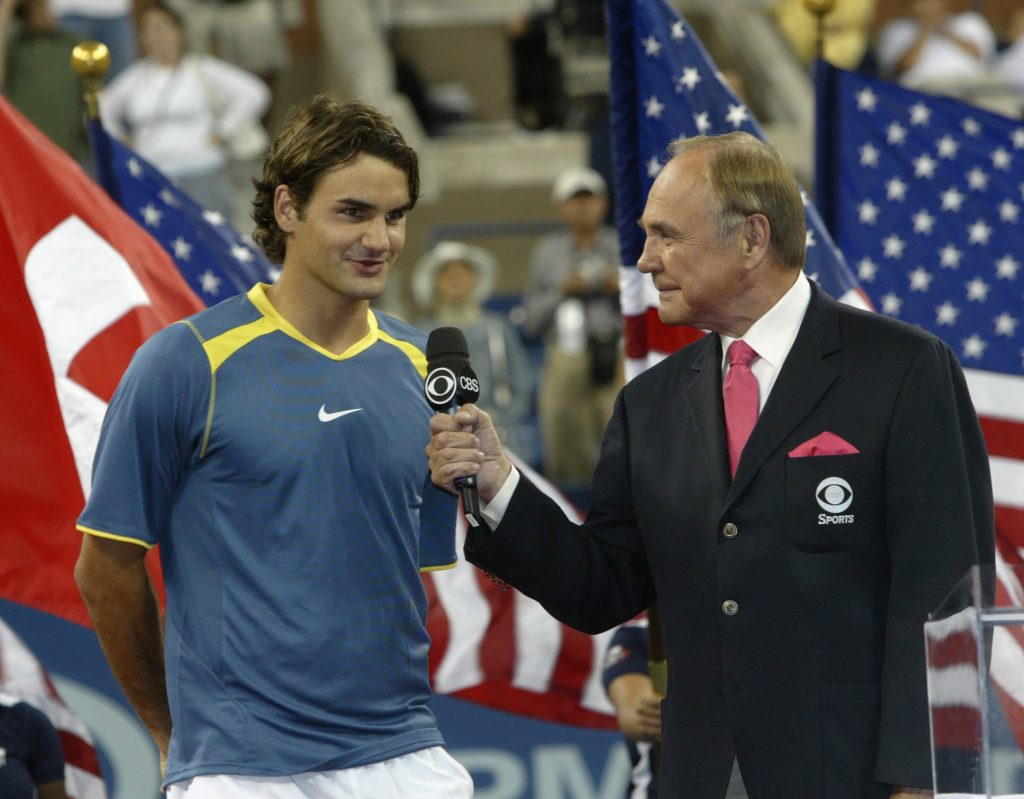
425, 327, 483, 528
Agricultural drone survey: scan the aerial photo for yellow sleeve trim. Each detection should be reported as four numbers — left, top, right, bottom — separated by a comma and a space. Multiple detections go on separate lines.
378, 326, 428, 378
420, 560, 458, 572
76, 524, 155, 550
202, 316, 279, 374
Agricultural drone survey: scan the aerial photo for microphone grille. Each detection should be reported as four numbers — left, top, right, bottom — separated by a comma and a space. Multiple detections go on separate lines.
425, 326, 469, 361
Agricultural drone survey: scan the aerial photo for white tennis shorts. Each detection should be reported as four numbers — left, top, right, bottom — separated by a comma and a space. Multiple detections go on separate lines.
166, 747, 473, 798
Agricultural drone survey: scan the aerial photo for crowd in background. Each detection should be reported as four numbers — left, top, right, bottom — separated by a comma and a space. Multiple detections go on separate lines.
2, 0, 1023, 500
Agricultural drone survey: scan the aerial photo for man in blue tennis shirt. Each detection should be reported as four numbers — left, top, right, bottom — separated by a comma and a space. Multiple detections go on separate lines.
75, 96, 473, 798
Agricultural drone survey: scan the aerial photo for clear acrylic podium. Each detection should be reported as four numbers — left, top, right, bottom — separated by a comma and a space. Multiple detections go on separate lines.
925, 564, 1024, 797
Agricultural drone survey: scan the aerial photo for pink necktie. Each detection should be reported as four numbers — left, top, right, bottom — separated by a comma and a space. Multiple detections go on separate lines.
724, 340, 759, 477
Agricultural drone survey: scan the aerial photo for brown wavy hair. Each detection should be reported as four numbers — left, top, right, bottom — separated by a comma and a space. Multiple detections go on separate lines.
252, 95, 420, 263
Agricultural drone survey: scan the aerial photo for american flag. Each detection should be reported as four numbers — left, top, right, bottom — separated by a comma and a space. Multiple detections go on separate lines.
89, 119, 279, 302
815, 61, 1024, 752
604, 0, 867, 379
87, 120, 618, 728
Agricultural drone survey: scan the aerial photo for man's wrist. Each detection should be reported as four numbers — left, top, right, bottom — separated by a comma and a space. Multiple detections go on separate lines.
481, 466, 520, 528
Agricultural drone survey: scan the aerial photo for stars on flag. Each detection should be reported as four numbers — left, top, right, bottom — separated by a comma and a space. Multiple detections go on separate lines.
913, 154, 937, 178
939, 244, 963, 268
909, 102, 931, 126
912, 210, 935, 234
936, 302, 960, 325
824, 66, 1024, 374
676, 67, 700, 92
966, 167, 989, 191
908, 266, 933, 291
859, 200, 880, 224
887, 122, 908, 144
725, 103, 750, 128
886, 177, 908, 201
941, 187, 965, 211
966, 277, 991, 302
883, 234, 906, 259
199, 270, 222, 295
140, 203, 163, 228
858, 257, 879, 281
92, 122, 277, 305
996, 255, 1020, 279
967, 219, 992, 245
172, 236, 192, 261
645, 95, 666, 119
995, 312, 1018, 337
936, 135, 959, 159
857, 88, 878, 111
643, 35, 662, 57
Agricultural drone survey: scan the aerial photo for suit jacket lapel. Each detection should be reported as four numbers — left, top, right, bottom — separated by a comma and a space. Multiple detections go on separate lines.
726, 283, 844, 507
684, 335, 731, 508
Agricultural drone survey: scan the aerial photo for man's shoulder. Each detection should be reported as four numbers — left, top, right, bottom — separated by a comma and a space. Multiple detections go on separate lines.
624, 334, 714, 397
129, 293, 258, 376
179, 291, 263, 343
830, 295, 945, 352
374, 311, 428, 351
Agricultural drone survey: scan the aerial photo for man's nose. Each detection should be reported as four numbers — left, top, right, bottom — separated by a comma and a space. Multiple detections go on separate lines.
361, 217, 389, 252
636, 239, 658, 274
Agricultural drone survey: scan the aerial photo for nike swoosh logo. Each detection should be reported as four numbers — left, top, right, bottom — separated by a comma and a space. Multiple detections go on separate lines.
318, 405, 363, 422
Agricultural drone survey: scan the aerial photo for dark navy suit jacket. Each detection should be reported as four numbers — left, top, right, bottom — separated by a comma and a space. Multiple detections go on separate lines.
466, 281, 995, 798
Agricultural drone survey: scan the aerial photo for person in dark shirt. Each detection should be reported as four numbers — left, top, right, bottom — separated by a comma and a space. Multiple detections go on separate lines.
602, 623, 659, 799
0, 692, 67, 799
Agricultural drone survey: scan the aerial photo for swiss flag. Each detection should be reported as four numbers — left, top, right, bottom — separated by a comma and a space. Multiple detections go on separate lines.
0, 98, 201, 626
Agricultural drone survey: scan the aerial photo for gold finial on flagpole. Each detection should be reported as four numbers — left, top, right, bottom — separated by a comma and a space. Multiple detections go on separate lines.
71, 41, 110, 120
803, 0, 837, 61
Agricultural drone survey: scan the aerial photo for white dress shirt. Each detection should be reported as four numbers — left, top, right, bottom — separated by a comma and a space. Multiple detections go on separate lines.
719, 271, 811, 413
483, 273, 813, 527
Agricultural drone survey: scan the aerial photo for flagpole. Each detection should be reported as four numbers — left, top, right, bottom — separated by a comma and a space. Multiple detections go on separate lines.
70, 41, 110, 121
803, 0, 836, 61
647, 601, 667, 771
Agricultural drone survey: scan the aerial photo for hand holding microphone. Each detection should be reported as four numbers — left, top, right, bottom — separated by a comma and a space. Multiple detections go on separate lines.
424, 327, 486, 527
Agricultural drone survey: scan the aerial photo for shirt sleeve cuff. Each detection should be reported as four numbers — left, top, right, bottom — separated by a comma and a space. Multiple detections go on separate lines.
481, 467, 521, 529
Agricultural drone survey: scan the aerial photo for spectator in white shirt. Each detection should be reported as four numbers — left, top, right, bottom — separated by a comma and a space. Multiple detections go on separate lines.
875, 0, 996, 88
99, 1, 270, 221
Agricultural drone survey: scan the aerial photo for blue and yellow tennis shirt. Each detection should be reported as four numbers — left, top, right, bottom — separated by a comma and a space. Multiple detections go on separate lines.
78, 284, 458, 785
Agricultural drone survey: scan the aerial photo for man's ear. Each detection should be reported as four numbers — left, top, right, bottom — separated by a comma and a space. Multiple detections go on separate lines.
274, 185, 298, 233
740, 213, 771, 263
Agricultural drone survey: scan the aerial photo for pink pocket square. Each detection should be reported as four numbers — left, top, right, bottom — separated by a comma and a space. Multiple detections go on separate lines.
788, 432, 860, 458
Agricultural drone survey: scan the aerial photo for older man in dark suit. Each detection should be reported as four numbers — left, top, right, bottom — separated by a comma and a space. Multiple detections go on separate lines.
426, 132, 994, 798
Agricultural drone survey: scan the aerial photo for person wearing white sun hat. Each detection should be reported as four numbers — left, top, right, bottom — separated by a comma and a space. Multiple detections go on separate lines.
413, 240, 534, 440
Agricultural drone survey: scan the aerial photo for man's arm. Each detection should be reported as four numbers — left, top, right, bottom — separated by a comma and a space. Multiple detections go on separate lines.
876, 338, 994, 789
428, 397, 656, 633
36, 781, 68, 799
75, 535, 172, 761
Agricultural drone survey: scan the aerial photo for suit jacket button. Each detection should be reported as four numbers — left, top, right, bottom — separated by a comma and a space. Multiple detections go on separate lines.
722, 522, 738, 539
722, 600, 739, 616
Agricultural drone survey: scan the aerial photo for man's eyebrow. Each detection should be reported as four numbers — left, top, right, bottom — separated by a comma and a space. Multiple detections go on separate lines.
641, 218, 679, 237
336, 197, 414, 214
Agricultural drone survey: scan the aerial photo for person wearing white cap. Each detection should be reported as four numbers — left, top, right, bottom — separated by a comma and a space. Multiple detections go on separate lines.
522, 166, 622, 485
413, 241, 535, 439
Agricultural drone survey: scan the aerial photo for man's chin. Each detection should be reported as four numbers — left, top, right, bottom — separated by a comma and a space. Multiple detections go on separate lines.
656, 303, 690, 328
